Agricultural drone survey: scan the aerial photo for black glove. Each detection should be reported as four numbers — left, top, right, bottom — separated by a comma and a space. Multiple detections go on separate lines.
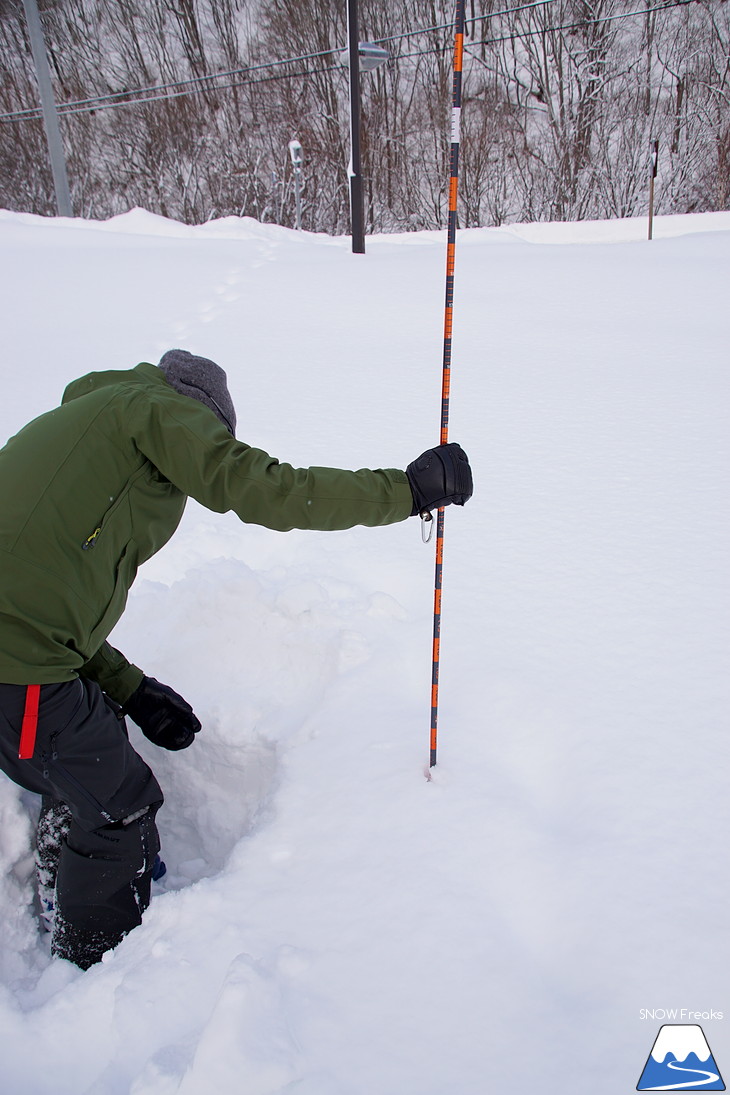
406, 442, 473, 516
122, 676, 201, 751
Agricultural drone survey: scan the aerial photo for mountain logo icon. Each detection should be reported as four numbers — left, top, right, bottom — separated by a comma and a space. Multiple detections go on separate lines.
637, 1024, 725, 1090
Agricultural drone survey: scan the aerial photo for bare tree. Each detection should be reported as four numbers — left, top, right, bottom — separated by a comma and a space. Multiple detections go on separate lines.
0, 0, 728, 228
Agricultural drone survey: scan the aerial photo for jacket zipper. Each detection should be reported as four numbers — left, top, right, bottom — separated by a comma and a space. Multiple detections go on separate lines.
82, 526, 102, 550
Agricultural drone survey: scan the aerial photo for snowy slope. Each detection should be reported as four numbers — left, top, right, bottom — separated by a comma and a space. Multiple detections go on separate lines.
0, 208, 728, 1095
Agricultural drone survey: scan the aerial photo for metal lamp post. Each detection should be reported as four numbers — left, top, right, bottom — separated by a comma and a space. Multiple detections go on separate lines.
22, 0, 73, 217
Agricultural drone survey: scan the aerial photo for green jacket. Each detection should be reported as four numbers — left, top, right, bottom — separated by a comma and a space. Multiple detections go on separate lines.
0, 363, 412, 700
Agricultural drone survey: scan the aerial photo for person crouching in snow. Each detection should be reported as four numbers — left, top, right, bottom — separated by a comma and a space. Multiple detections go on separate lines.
0, 349, 473, 969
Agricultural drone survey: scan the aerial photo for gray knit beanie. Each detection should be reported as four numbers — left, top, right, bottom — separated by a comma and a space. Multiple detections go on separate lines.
158, 349, 237, 435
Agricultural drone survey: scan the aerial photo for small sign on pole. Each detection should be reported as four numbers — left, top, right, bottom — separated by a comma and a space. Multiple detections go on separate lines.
648, 139, 659, 241
288, 139, 303, 231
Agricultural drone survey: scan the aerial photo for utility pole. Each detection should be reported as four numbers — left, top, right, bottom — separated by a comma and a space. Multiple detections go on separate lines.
346, 0, 365, 254
22, 0, 73, 217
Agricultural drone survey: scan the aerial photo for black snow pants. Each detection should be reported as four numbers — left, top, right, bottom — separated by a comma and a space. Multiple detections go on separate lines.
0, 677, 163, 969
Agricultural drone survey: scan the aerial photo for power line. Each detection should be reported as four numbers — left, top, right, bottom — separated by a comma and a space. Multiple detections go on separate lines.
0, 0, 700, 125
1, 63, 343, 121
464, 0, 696, 50
378, 0, 697, 65
3, 0, 566, 122
368, 0, 563, 45
1, 48, 345, 122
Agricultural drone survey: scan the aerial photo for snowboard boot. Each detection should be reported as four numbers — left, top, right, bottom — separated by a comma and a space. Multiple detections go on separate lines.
152, 854, 166, 882
35, 798, 72, 932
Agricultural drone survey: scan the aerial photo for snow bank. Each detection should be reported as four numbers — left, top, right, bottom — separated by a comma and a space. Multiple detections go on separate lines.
0, 208, 728, 1094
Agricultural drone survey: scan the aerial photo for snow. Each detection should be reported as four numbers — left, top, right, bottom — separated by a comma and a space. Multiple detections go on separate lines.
0, 206, 729, 1094
651, 1025, 713, 1064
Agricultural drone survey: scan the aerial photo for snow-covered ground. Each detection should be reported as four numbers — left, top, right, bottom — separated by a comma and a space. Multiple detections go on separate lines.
0, 206, 728, 1095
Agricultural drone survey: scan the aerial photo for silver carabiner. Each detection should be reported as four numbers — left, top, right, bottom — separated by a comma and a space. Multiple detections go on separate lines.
420, 509, 434, 544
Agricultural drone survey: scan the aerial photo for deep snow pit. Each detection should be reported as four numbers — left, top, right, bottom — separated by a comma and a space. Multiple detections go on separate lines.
2, 547, 372, 959
100, 551, 384, 891
146, 733, 279, 889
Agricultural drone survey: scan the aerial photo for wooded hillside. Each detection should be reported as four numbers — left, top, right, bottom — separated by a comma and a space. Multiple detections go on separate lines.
1, 0, 728, 229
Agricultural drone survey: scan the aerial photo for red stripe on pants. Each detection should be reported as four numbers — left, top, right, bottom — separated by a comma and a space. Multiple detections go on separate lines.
18, 684, 41, 759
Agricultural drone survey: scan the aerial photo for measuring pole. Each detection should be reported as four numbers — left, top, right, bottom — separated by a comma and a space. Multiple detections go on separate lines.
428, 0, 466, 769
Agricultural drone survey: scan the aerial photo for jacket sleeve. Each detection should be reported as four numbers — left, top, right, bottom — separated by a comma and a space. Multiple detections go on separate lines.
79, 642, 144, 705
131, 388, 414, 533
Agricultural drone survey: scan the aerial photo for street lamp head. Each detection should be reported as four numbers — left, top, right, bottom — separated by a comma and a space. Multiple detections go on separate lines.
339, 42, 390, 72
288, 139, 303, 166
